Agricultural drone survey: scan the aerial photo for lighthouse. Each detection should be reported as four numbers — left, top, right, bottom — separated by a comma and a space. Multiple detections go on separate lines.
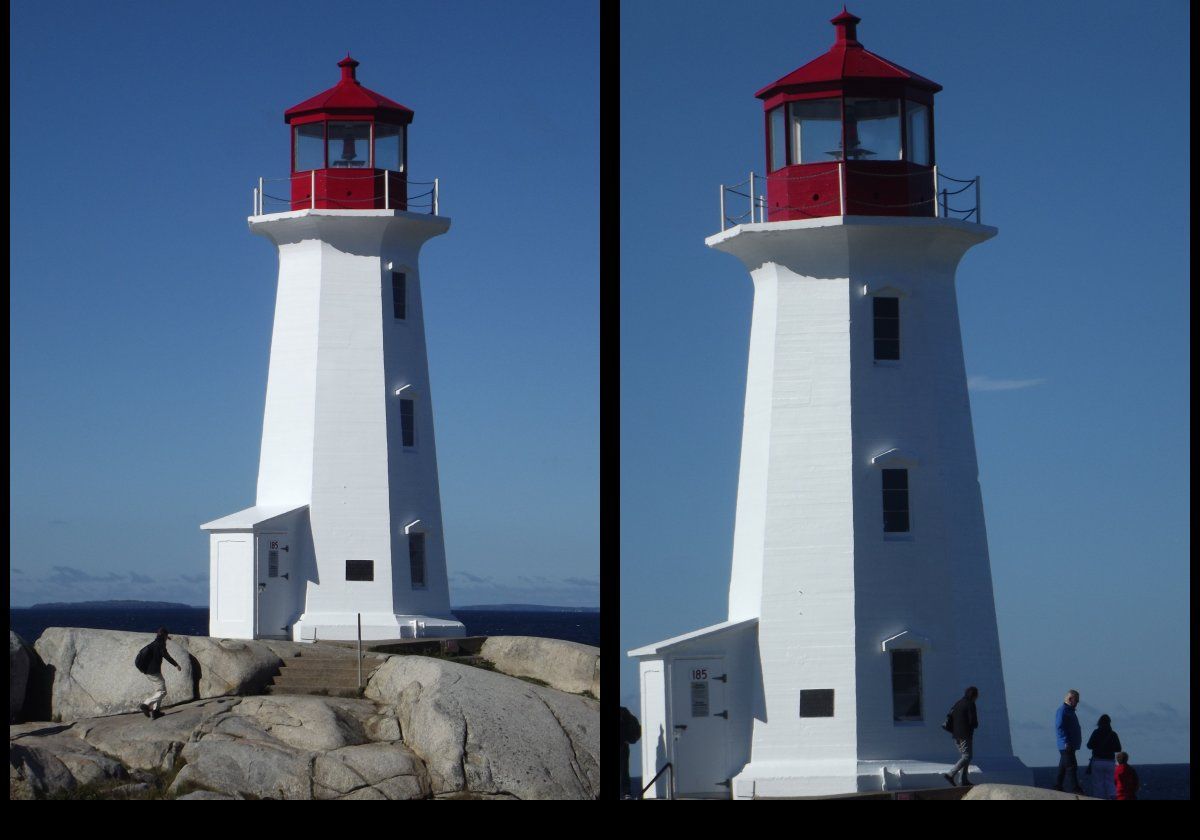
202, 57, 465, 642
630, 11, 1031, 797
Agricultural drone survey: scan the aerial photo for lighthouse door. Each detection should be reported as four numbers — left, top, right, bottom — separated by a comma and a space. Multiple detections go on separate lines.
255, 533, 292, 639
671, 657, 729, 797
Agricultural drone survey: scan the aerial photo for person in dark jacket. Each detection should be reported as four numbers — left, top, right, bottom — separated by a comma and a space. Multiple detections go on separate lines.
619, 706, 642, 799
1085, 714, 1122, 799
137, 627, 181, 719
942, 686, 979, 787
1053, 689, 1084, 792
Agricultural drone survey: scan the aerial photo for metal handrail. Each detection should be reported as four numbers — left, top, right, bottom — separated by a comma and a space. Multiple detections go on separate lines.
718, 164, 982, 230
639, 762, 674, 800
252, 171, 440, 217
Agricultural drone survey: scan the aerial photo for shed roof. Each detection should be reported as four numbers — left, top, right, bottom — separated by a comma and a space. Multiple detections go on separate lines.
200, 504, 307, 532
627, 617, 758, 658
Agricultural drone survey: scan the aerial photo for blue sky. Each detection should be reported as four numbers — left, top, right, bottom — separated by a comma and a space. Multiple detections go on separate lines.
9, 1, 599, 609
620, 0, 1189, 768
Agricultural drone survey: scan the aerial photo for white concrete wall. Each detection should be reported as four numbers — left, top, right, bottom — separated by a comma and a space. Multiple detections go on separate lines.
248, 211, 461, 640
705, 217, 1022, 793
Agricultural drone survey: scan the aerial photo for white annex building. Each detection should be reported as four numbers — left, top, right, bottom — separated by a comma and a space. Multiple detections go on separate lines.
202, 57, 464, 642
630, 11, 1032, 798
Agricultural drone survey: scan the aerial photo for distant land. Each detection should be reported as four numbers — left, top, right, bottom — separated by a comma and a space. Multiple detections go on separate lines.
17, 600, 598, 613
453, 604, 599, 613
24, 600, 199, 610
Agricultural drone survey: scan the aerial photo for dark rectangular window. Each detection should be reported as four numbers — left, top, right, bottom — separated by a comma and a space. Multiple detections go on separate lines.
409, 532, 426, 587
400, 399, 415, 447
392, 272, 406, 320
873, 296, 900, 360
345, 560, 374, 581
882, 468, 910, 533
268, 549, 279, 578
891, 650, 923, 721
691, 680, 710, 717
799, 689, 835, 717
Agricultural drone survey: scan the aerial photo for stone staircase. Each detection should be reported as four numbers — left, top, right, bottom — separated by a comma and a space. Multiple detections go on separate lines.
264, 647, 385, 698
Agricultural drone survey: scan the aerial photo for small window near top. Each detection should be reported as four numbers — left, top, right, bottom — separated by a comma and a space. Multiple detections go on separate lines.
294, 122, 325, 172
374, 123, 404, 172
882, 469, 910, 533
345, 560, 374, 581
905, 102, 931, 166
891, 649, 923, 721
873, 296, 900, 360
400, 399, 415, 448
799, 689, 835, 717
392, 272, 406, 320
409, 532, 426, 588
328, 121, 370, 168
769, 106, 787, 171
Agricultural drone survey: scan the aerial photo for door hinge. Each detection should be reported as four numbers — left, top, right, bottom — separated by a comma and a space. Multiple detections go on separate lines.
715, 710, 729, 719
717, 779, 731, 788
281, 572, 290, 580
714, 673, 728, 683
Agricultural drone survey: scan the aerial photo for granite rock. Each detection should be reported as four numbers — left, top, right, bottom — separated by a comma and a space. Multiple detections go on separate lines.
481, 636, 600, 698
365, 655, 599, 799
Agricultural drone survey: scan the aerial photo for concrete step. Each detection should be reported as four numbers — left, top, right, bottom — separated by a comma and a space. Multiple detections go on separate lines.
264, 684, 364, 698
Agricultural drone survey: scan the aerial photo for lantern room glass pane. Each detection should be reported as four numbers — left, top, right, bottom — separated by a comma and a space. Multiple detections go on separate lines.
294, 123, 325, 172
906, 102, 930, 165
328, 121, 370, 168
768, 106, 786, 171
788, 99, 842, 164
375, 123, 404, 172
844, 98, 902, 160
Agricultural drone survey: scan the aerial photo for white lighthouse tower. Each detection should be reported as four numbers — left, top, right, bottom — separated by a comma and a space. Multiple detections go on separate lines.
630, 11, 1031, 798
202, 57, 464, 642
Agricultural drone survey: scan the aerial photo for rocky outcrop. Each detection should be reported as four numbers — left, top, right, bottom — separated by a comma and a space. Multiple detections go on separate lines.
12, 639, 599, 800
366, 655, 600, 799
10, 721, 129, 799
10, 633, 31, 724
29, 629, 297, 722
33, 629, 196, 723
961, 784, 1099, 801
480, 636, 600, 698
183, 637, 283, 698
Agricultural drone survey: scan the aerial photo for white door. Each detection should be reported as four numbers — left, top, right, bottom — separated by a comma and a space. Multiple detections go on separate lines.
214, 537, 253, 639
256, 533, 292, 639
671, 657, 729, 797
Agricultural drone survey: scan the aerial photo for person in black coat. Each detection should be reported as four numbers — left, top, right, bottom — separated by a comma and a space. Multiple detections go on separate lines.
136, 627, 181, 719
619, 706, 641, 799
943, 686, 980, 787
1085, 714, 1122, 799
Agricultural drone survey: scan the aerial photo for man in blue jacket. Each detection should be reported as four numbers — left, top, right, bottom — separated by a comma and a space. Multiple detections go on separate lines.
1054, 689, 1084, 793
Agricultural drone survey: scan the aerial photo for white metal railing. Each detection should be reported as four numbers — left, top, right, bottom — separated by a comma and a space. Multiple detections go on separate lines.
252, 170, 440, 217
718, 165, 982, 230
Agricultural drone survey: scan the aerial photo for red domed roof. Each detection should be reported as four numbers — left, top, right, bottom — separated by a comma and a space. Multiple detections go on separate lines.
756, 9, 941, 103
285, 55, 414, 125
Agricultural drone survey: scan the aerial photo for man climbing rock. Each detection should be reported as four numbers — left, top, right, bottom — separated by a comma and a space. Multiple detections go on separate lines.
134, 627, 181, 719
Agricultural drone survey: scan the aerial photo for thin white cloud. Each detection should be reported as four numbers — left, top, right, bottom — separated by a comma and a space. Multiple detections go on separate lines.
968, 375, 1048, 392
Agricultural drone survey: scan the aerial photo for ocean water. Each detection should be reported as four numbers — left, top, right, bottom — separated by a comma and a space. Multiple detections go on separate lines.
9, 607, 599, 648
1030, 763, 1190, 801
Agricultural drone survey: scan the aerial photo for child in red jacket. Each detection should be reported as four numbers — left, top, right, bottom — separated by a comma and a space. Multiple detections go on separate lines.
1114, 751, 1139, 800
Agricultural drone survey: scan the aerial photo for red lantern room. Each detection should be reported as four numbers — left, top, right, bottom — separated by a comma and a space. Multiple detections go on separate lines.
757, 9, 940, 221
284, 56, 413, 211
